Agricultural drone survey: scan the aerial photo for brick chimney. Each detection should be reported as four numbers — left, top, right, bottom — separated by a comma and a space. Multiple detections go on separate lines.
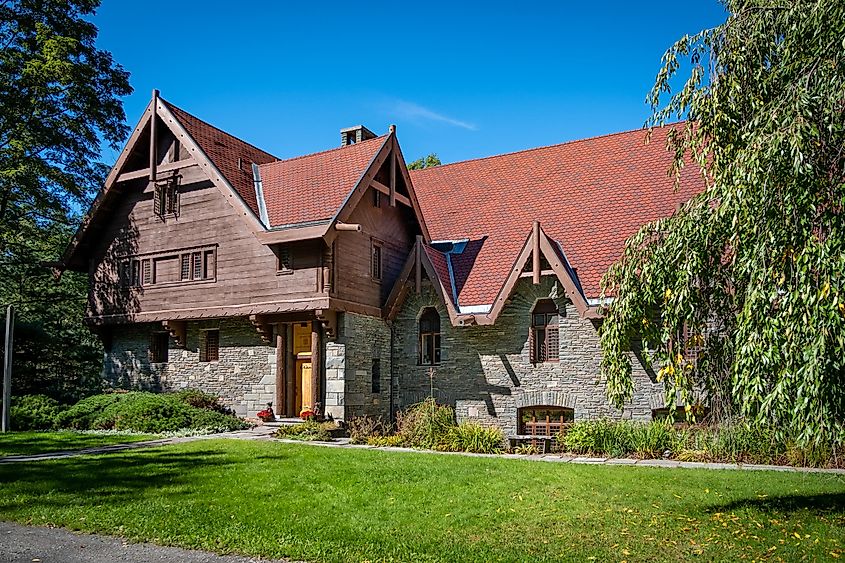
340, 125, 376, 146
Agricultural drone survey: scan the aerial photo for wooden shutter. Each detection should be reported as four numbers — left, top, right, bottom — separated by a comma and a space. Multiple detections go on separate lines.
153, 184, 162, 218
180, 254, 190, 280
204, 249, 215, 280
192, 252, 202, 280
142, 259, 152, 286
204, 330, 219, 361
529, 326, 536, 364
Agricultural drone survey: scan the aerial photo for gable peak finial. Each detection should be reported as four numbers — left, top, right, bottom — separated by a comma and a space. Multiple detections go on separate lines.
389, 124, 396, 135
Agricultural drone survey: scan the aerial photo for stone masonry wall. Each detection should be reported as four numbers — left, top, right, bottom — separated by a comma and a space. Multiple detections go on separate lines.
327, 312, 392, 421
392, 278, 668, 436
103, 317, 275, 417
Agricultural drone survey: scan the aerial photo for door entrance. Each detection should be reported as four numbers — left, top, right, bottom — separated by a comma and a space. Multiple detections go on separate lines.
292, 322, 313, 416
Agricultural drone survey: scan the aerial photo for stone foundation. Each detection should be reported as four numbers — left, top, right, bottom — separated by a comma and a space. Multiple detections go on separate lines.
104, 318, 275, 417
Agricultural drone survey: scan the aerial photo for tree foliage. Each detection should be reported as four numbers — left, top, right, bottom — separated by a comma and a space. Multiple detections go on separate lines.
407, 153, 442, 170
600, 0, 845, 445
0, 0, 131, 401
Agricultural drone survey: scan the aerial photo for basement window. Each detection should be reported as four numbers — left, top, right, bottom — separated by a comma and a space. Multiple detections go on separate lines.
518, 406, 574, 436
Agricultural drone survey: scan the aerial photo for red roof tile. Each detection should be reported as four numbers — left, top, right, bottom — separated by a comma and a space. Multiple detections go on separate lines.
410, 125, 705, 305
258, 136, 387, 228
165, 101, 278, 217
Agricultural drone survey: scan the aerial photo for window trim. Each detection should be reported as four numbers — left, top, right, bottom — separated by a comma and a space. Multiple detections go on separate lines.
118, 245, 218, 288
518, 406, 574, 436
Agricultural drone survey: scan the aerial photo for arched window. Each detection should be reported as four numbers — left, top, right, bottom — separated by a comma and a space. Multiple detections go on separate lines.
418, 307, 441, 365
530, 299, 559, 363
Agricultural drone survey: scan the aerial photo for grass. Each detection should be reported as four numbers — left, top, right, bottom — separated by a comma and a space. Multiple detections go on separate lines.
0, 431, 157, 457
0, 440, 843, 562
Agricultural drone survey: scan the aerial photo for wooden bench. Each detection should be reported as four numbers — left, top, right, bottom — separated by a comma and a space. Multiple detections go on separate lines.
508, 434, 555, 454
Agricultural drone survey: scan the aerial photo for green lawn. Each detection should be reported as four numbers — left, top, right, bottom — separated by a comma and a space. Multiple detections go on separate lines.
0, 431, 158, 456
0, 440, 842, 562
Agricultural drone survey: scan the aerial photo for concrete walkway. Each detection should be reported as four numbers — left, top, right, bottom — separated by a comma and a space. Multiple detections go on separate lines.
2, 425, 843, 475
0, 521, 292, 563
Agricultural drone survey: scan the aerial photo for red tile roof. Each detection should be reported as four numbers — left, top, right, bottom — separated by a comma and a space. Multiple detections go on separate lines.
258, 136, 387, 228
165, 101, 278, 217
409, 125, 705, 305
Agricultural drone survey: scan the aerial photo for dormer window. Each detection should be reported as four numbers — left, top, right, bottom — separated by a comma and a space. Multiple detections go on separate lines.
277, 245, 293, 274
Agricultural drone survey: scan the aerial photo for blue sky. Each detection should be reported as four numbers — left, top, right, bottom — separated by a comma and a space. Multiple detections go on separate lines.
93, 1, 726, 166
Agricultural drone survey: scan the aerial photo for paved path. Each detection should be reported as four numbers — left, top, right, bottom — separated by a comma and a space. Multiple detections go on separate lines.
2, 425, 842, 475
0, 521, 291, 563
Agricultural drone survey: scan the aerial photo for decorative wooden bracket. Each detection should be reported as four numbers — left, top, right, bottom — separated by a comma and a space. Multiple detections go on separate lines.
249, 314, 273, 344
162, 320, 186, 347
315, 309, 337, 338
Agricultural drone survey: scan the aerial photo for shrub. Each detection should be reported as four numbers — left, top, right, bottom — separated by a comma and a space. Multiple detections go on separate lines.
347, 415, 387, 444
629, 420, 678, 458
562, 419, 632, 456
273, 420, 336, 441
9, 395, 65, 430
396, 398, 455, 449
445, 422, 504, 454
366, 435, 406, 448
172, 389, 228, 413
55, 392, 248, 433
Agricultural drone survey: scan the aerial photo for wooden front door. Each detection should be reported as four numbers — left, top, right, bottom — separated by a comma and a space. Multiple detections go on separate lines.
296, 360, 313, 414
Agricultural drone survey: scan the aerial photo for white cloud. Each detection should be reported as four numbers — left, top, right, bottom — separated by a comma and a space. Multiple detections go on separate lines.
391, 100, 477, 131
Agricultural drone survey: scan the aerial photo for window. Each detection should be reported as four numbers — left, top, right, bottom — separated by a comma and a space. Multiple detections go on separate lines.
371, 358, 381, 393
180, 253, 191, 281
200, 330, 219, 362
153, 179, 179, 218
519, 406, 574, 436
130, 259, 141, 287
371, 241, 382, 281
121, 247, 215, 287
277, 246, 292, 274
149, 332, 169, 363
530, 299, 559, 363
372, 188, 381, 208
418, 307, 441, 365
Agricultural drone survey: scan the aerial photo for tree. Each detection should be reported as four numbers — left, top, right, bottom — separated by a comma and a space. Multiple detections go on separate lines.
407, 153, 442, 170
600, 0, 844, 446
0, 0, 131, 401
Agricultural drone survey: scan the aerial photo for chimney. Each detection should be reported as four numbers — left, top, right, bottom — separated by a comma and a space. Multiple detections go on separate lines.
340, 125, 376, 146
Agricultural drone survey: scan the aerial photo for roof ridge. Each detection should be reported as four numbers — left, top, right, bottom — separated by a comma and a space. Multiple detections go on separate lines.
410, 121, 687, 173
265, 134, 388, 167
162, 98, 279, 161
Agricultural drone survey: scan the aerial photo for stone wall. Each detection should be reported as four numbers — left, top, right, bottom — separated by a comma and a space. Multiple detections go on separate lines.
103, 317, 275, 417
392, 278, 667, 436
329, 312, 392, 420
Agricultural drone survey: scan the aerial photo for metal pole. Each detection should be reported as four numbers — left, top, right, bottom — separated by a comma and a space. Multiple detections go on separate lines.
2, 304, 13, 433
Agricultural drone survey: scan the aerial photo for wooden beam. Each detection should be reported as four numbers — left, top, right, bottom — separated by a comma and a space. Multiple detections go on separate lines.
149, 89, 158, 181
532, 220, 541, 285
390, 146, 397, 207
310, 320, 321, 416
275, 327, 285, 417
116, 158, 198, 183
370, 179, 411, 207
415, 236, 422, 294
255, 223, 329, 245
519, 269, 555, 279
334, 222, 362, 232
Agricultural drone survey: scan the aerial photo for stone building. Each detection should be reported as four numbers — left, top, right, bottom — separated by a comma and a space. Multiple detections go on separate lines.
62, 91, 704, 437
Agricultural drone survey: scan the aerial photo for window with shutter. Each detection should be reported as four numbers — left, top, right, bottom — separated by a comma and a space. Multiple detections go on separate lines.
149, 332, 169, 363
154, 180, 179, 219
204, 249, 215, 279
192, 252, 202, 280
371, 241, 382, 281
200, 329, 219, 362
418, 307, 441, 365
142, 259, 152, 285
530, 300, 560, 363
277, 246, 292, 274
130, 259, 141, 287
180, 253, 191, 281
